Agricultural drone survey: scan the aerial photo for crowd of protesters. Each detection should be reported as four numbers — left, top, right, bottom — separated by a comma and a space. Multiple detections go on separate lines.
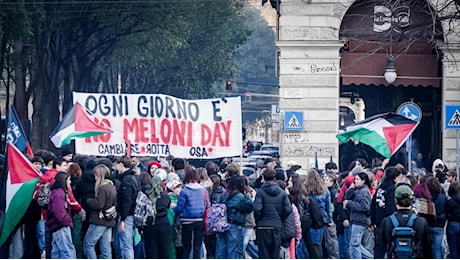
0, 147, 459, 259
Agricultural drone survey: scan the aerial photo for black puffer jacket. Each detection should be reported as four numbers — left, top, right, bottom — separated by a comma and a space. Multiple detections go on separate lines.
117, 170, 139, 221
253, 181, 292, 228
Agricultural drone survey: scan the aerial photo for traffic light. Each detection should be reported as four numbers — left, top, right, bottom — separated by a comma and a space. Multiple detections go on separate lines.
225, 80, 232, 91
245, 92, 251, 102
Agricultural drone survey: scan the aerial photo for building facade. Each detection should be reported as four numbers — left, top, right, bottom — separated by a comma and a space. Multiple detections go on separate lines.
277, 0, 460, 171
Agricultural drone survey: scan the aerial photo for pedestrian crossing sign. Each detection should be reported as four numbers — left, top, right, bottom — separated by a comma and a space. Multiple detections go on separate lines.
284, 111, 303, 131
445, 105, 460, 129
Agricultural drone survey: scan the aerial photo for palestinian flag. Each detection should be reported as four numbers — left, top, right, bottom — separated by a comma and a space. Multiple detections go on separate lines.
336, 112, 419, 158
0, 142, 41, 246
49, 102, 112, 148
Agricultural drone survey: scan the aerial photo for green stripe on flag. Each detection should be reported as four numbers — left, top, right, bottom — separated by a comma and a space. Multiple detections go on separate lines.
61, 131, 108, 147
336, 127, 391, 158
0, 177, 40, 246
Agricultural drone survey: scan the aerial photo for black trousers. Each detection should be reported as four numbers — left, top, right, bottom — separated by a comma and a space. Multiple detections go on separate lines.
143, 216, 171, 259
255, 228, 281, 259
301, 219, 321, 259
181, 221, 205, 259
374, 226, 386, 259
204, 233, 217, 258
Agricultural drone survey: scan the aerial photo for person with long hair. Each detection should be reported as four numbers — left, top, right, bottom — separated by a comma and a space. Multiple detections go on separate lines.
198, 167, 212, 189
83, 165, 117, 259
426, 176, 448, 259
46, 172, 76, 258
343, 171, 373, 259
304, 168, 332, 258
289, 173, 319, 258
174, 165, 210, 259
324, 172, 340, 259
204, 174, 225, 258
215, 175, 253, 259
143, 175, 171, 258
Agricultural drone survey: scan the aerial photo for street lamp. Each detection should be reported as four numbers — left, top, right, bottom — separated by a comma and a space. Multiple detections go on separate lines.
384, 56, 397, 84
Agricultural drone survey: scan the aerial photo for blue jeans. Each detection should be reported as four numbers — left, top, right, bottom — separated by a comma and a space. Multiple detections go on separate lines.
113, 216, 135, 259
36, 219, 45, 253
51, 226, 76, 259
216, 224, 245, 259
446, 221, 460, 259
243, 228, 259, 259
295, 238, 309, 259
430, 227, 444, 259
338, 226, 351, 259
447, 222, 460, 259
311, 227, 325, 257
84, 224, 112, 259
349, 224, 373, 259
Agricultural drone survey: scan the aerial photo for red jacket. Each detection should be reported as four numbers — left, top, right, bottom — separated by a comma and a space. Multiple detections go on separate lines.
33, 169, 82, 219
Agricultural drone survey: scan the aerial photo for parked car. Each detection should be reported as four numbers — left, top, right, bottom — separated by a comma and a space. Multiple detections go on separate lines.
260, 143, 279, 152
248, 150, 280, 166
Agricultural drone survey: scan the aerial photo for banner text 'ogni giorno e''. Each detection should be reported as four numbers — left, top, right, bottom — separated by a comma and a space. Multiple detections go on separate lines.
73, 92, 242, 158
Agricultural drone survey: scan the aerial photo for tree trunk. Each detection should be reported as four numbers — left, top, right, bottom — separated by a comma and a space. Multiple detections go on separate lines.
31, 19, 60, 152
13, 38, 30, 136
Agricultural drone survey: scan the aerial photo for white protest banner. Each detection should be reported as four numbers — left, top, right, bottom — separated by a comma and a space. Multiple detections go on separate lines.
73, 92, 242, 158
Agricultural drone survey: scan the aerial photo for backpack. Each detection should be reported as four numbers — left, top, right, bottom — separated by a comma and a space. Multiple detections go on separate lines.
205, 192, 238, 234
297, 198, 310, 221
307, 197, 324, 229
37, 182, 51, 207
281, 209, 295, 244
130, 175, 155, 228
134, 191, 155, 228
205, 203, 230, 234
389, 213, 418, 259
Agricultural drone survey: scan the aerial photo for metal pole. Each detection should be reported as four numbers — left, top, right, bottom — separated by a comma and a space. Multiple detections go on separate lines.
457, 129, 459, 174
408, 135, 412, 174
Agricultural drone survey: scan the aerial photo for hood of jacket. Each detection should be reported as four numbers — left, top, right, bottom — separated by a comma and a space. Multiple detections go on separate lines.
260, 181, 282, 196
432, 159, 446, 174
185, 182, 203, 190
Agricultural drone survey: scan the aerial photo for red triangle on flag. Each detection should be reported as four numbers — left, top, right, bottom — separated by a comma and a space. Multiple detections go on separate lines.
7, 143, 40, 184
74, 103, 110, 132
382, 123, 417, 155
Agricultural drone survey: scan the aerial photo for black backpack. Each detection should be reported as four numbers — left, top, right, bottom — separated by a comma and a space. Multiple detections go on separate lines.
297, 196, 324, 229
389, 213, 418, 259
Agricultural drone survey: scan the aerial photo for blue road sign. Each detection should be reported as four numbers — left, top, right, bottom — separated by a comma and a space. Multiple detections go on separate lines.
284, 111, 303, 131
446, 105, 460, 129
397, 102, 422, 122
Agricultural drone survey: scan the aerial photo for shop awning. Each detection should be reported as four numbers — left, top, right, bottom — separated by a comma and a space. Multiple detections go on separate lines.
341, 53, 441, 88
